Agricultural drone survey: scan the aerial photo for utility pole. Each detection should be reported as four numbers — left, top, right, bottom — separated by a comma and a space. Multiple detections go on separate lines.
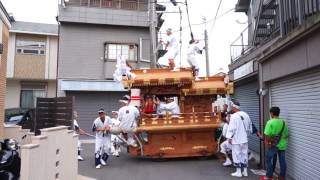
203, 16, 210, 77
149, 0, 157, 68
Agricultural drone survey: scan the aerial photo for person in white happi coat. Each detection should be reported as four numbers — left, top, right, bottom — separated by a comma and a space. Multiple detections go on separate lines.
187, 39, 203, 78
110, 111, 121, 157
158, 28, 179, 69
118, 95, 140, 147
113, 55, 135, 82
226, 99, 252, 177
166, 97, 180, 115
92, 108, 113, 169
220, 114, 233, 166
157, 97, 180, 118
73, 111, 91, 161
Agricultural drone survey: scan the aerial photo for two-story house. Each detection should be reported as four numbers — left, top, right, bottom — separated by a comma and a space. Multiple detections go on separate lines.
229, 0, 320, 178
5, 21, 58, 109
57, 0, 152, 132
0, 1, 11, 137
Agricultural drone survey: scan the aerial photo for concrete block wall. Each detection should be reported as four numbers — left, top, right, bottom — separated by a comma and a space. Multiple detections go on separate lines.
4, 126, 78, 180
3, 126, 33, 145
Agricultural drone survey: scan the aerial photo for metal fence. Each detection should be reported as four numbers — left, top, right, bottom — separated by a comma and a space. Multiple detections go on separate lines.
230, 24, 254, 62
254, 0, 280, 46
230, 0, 320, 62
66, 0, 148, 11
280, 0, 320, 35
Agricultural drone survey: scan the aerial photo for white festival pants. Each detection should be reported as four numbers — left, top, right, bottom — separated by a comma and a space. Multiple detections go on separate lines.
220, 140, 232, 154
158, 48, 179, 66
187, 56, 199, 70
232, 143, 249, 168
95, 137, 111, 156
111, 135, 121, 155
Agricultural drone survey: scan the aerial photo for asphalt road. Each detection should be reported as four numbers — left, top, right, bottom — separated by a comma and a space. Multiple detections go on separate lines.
78, 143, 260, 180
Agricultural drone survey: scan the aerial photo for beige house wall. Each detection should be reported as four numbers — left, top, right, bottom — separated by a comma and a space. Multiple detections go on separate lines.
13, 34, 47, 79
14, 54, 46, 79
5, 79, 20, 108
47, 80, 57, 97
5, 32, 58, 110
0, 22, 10, 137
8, 33, 58, 80
6, 32, 15, 78
47, 36, 58, 80
15, 33, 47, 42
5, 79, 57, 108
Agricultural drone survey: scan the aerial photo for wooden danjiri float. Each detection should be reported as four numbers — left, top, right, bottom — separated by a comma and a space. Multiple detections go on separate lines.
122, 68, 233, 158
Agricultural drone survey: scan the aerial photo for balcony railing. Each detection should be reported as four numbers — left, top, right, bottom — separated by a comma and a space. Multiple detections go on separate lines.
230, 23, 254, 62
280, 0, 320, 35
64, 0, 148, 11
230, 0, 320, 63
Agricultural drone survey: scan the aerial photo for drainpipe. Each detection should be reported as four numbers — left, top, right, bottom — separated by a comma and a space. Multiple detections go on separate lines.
149, 0, 157, 68
258, 62, 267, 169
56, 20, 61, 97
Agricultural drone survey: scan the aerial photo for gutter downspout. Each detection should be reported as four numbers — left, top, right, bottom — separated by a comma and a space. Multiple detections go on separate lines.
258, 62, 266, 169
56, 20, 60, 97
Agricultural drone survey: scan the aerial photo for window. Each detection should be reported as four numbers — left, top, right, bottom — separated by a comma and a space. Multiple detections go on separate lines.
101, 0, 113, 8
105, 43, 137, 61
20, 84, 46, 108
16, 40, 46, 55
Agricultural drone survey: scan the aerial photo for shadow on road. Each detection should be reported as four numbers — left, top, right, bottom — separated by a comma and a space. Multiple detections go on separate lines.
78, 143, 260, 180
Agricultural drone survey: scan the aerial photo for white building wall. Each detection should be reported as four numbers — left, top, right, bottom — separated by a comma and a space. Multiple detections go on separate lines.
5, 79, 20, 108
48, 36, 58, 80
6, 33, 15, 78
47, 80, 57, 97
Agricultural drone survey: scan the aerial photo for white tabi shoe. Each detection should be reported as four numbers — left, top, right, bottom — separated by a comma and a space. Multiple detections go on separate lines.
77, 155, 84, 161
248, 152, 254, 161
242, 168, 248, 177
95, 164, 101, 169
222, 158, 232, 166
113, 152, 120, 157
100, 159, 107, 166
231, 168, 242, 177
171, 67, 179, 72
128, 141, 138, 147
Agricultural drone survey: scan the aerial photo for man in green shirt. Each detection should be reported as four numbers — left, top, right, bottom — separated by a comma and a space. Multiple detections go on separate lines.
263, 107, 289, 180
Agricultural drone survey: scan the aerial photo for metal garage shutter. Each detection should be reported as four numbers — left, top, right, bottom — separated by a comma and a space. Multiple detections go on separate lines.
66, 91, 126, 135
234, 80, 260, 153
270, 68, 320, 179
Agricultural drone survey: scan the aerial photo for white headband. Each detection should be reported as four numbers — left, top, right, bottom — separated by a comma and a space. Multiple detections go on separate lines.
231, 101, 240, 110
119, 100, 128, 104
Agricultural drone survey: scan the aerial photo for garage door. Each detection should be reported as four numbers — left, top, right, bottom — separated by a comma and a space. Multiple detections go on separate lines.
270, 68, 320, 179
67, 91, 126, 135
234, 80, 260, 154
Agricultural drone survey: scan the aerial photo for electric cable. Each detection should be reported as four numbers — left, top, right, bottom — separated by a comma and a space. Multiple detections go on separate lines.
184, 0, 194, 41
208, 0, 223, 37
158, 7, 234, 34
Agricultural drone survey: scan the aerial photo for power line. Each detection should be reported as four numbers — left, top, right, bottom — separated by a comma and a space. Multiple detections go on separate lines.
184, 0, 194, 40
159, 7, 234, 34
208, 0, 223, 37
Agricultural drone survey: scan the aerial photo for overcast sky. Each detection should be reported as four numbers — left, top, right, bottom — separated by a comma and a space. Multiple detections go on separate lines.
2, 0, 247, 76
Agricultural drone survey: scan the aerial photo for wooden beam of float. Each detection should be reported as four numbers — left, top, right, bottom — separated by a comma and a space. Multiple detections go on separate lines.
182, 76, 234, 96
123, 68, 194, 88
135, 123, 221, 133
